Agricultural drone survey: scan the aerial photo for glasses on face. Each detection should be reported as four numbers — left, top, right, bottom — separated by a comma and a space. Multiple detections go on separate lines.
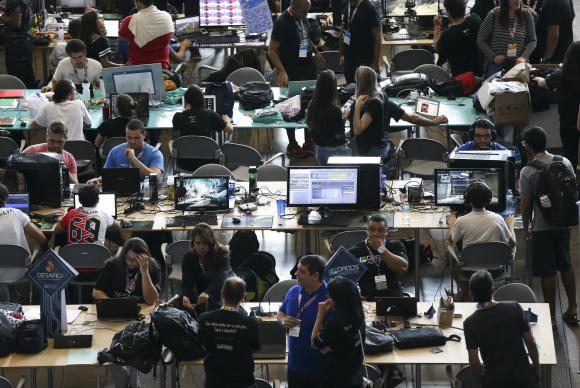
367, 226, 387, 234
474, 133, 492, 139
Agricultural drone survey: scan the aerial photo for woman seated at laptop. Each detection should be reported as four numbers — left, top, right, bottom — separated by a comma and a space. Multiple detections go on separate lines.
172, 85, 234, 139
182, 223, 236, 312
95, 94, 137, 148
92, 237, 161, 305
79, 10, 121, 68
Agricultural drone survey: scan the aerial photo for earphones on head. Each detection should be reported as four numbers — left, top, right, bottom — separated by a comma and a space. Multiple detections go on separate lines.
469, 118, 497, 143
464, 181, 492, 206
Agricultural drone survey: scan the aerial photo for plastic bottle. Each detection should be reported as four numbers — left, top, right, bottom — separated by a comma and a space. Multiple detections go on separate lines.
248, 166, 257, 196
402, 200, 411, 225
228, 178, 236, 209
506, 189, 515, 215
102, 98, 110, 120
57, 24, 64, 41
82, 79, 90, 102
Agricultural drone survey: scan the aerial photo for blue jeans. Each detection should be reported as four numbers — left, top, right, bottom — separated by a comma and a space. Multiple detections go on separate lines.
315, 144, 348, 165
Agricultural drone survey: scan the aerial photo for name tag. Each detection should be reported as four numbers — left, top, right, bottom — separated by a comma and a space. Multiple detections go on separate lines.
343, 31, 351, 45
374, 275, 388, 291
507, 43, 518, 58
288, 324, 301, 337
299, 42, 308, 58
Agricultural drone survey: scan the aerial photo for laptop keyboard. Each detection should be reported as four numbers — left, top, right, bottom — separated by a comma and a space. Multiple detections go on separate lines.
165, 214, 218, 227
384, 33, 429, 41
191, 35, 241, 48
297, 212, 351, 227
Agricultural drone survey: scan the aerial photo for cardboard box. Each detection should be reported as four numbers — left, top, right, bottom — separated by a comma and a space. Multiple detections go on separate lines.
493, 90, 529, 126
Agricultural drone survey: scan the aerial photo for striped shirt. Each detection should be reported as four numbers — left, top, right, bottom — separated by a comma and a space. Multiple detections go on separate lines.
477, 7, 537, 62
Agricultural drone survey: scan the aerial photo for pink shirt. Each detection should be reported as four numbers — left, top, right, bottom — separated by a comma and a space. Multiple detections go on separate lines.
23, 143, 78, 175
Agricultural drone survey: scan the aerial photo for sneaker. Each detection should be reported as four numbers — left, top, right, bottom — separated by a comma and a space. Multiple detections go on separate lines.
287, 143, 308, 158
302, 141, 315, 156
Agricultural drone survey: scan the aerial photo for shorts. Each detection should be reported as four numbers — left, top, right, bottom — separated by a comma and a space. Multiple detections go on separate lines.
531, 229, 571, 277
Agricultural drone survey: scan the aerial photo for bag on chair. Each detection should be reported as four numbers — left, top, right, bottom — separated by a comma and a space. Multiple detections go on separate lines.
150, 306, 205, 362
238, 82, 274, 110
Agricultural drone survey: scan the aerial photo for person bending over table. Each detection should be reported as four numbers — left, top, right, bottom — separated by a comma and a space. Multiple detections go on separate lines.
24, 121, 79, 184
95, 93, 137, 148
92, 237, 161, 305
311, 277, 365, 388
172, 85, 234, 139
87, 119, 164, 186
464, 270, 540, 388
182, 223, 236, 312
348, 214, 409, 299
456, 118, 508, 151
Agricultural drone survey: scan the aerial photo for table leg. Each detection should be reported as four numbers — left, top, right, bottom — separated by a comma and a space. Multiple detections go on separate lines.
159, 364, 166, 388
415, 229, 421, 299
41, 48, 49, 82
47, 367, 53, 388
541, 365, 551, 388
30, 368, 37, 388
415, 364, 422, 387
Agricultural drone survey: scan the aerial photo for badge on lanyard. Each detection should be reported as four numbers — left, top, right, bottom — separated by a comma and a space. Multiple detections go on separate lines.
299, 41, 308, 58
288, 323, 301, 337
343, 31, 351, 45
507, 43, 518, 58
374, 274, 388, 291
296, 19, 308, 58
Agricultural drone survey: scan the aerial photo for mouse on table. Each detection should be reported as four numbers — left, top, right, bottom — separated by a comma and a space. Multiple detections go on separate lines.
78, 305, 89, 312
232, 217, 242, 224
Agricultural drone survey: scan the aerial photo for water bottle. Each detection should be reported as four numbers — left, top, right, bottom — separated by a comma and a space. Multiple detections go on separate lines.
228, 178, 236, 209
82, 79, 90, 102
248, 166, 257, 197
57, 24, 64, 41
402, 200, 411, 225
506, 189, 515, 215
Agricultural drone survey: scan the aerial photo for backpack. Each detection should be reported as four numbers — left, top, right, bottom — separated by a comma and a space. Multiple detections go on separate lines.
150, 306, 205, 362
236, 251, 280, 301
383, 73, 431, 97
530, 155, 579, 227
0, 312, 16, 357
13, 319, 47, 354
363, 324, 394, 354
202, 81, 235, 117
238, 82, 274, 110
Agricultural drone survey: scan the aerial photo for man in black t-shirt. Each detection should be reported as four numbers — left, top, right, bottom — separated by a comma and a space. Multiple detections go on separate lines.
339, 0, 382, 83
434, 0, 483, 76
347, 214, 409, 299
0, 0, 35, 88
463, 270, 540, 388
530, 0, 573, 64
198, 277, 261, 388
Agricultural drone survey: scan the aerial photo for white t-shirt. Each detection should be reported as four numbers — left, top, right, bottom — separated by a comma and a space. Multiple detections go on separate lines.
60, 207, 114, 245
451, 209, 516, 249
33, 100, 92, 141
0, 208, 32, 253
52, 57, 102, 86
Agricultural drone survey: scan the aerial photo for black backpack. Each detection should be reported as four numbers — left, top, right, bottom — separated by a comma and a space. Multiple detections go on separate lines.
0, 313, 16, 357
13, 319, 47, 354
238, 82, 274, 110
383, 73, 431, 97
530, 155, 579, 227
150, 306, 205, 362
363, 325, 394, 354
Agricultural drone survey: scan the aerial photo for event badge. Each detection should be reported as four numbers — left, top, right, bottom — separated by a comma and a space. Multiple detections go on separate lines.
299, 42, 308, 58
507, 43, 518, 58
374, 275, 388, 291
343, 31, 351, 45
288, 321, 301, 337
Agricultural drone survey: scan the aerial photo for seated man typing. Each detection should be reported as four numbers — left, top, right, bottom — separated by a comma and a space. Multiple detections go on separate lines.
348, 215, 409, 298
456, 119, 508, 151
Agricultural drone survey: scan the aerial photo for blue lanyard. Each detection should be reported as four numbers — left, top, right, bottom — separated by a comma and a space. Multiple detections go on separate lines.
296, 290, 318, 319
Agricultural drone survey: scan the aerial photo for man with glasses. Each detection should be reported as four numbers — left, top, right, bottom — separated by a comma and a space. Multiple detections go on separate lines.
457, 119, 508, 151
23, 121, 79, 184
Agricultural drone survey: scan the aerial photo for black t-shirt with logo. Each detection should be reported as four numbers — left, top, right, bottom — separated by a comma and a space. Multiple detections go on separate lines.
436, 14, 483, 76
341, 0, 381, 65
198, 309, 260, 388
172, 108, 226, 138
94, 258, 161, 302
532, 0, 573, 63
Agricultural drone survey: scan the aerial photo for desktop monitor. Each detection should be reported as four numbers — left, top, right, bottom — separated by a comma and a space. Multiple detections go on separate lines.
287, 166, 359, 208
434, 168, 506, 212
448, 149, 516, 192
6, 193, 30, 215
74, 193, 117, 218
102, 64, 165, 102
59, 0, 89, 9
199, 0, 244, 27
327, 156, 382, 210
175, 16, 200, 38
103, 20, 119, 38
174, 176, 229, 212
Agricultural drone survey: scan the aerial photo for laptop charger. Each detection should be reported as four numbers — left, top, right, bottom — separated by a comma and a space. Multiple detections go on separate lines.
53, 334, 93, 349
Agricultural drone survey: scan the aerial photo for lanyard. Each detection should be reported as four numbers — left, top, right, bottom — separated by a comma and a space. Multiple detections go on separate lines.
296, 289, 318, 319
347, 0, 363, 27
509, 18, 518, 40
73, 65, 89, 84
364, 239, 383, 272
294, 19, 308, 42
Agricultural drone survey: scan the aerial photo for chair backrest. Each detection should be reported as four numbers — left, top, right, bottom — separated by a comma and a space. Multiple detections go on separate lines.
330, 231, 367, 253
58, 244, 113, 269
400, 138, 448, 162
455, 365, 482, 388
493, 283, 536, 303
461, 242, 512, 268
254, 379, 273, 388
0, 75, 26, 89
100, 137, 126, 159
165, 240, 191, 267
363, 364, 382, 384
262, 279, 298, 302
172, 136, 221, 159
0, 137, 19, 162
0, 245, 30, 267
197, 64, 219, 83
392, 49, 434, 73
192, 163, 233, 178
450, 133, 464, 148
0, 376, 14, 388
226, 67, 266, 86
319, 50, 344, 73
257, 164, 288, 181
413, 64, 451, 83
221, 143, 263, 168
64, 140, 96, 162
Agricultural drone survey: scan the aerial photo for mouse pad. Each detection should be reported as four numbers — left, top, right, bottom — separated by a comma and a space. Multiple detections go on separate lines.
222, 215, 274, 228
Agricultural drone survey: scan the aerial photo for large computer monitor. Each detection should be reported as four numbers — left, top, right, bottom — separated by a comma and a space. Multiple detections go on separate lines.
74, 193, 117, 218
6, 193, 30, 215
102, 64, 165, 102
59, 0, 90, 9
383, 0, 439, 17
287, 167, 359, 208
434, 168, 506, 212
327, 156, 381, 210
199, 0, 244, 27
448, 150, 515, 192
174, 176, 229, 212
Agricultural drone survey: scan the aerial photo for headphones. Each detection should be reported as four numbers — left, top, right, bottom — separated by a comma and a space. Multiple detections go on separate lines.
469, 118, 497, 143
464, 181, 492, 206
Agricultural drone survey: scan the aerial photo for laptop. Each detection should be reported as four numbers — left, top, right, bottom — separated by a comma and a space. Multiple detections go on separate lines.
174, 16, 200, 39
101, 168, 141, 195
376, 296, 418, 317
103, 19, 119, 38
254, 321, 286, 359
5, 193, 30, 215
74, 192, 117, 218
286, 80, 317, 98
415, 97, 440, 117
109, 92, 150, 126
96, 298, 140, 320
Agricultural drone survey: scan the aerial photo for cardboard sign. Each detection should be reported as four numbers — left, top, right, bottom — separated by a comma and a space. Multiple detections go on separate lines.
324, 246, 367, 283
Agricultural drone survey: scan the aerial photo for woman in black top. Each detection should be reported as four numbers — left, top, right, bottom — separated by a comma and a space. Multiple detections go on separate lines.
306, 70, 346, 165
92, 237, 161, 305
172, 85, 234, 139
95, 93, 137, 147
182, 223, 236, 312
312, 277, 366, 388
79, 10, 119, 68
351, 66, 388, 158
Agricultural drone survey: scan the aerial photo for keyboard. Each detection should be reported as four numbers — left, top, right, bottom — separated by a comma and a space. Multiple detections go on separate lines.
298, 213, 350, 227
384, 33, 429, 41
191, 35, 241, 48
165, 214, 218, 227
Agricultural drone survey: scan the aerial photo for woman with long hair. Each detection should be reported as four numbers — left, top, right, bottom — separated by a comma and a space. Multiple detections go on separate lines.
311, 277, 366, 388
477, 0, 536, 76
92, 237, 161, 305
79, 10, 120, 67
306, 70, 346, 165
95, 93, 138, 147
182, 223, 236, 311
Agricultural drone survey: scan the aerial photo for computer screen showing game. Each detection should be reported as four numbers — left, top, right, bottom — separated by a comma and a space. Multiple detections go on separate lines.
74, 193, 117, 218
287, 167, 358, 207
175, 16, 200, 37
6, 194, 30, 215
174, 176, 229, 212
199, 0, 244, 27
434, 168, 505, 211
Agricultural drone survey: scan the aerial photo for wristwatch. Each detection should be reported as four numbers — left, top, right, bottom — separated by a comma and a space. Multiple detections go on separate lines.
377, 246, 387, 254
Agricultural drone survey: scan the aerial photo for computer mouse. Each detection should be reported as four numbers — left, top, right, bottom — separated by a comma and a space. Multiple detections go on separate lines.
121, 219, 133, 228
232, 217, 242, 224
78, 305, 89, 312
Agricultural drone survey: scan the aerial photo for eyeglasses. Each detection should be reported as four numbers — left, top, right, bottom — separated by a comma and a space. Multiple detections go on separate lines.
474, 133, 492, 139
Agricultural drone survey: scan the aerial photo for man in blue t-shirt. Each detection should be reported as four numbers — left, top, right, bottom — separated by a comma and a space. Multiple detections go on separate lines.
88, 119, 164, 186
278, 255, 328, 388
456, 119, 508, 152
